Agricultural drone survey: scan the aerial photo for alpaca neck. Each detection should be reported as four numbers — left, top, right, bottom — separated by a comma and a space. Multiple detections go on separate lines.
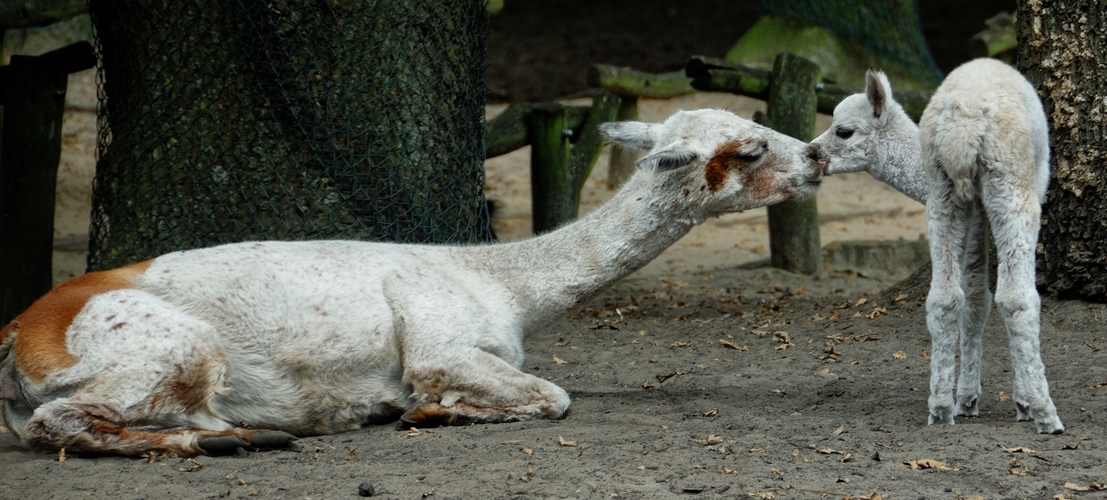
484, 169, 697, 322
871, 113, 928, 203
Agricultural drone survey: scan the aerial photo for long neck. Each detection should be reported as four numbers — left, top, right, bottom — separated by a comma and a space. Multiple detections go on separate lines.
870, 113, 928, 203
479, 169, 697, 321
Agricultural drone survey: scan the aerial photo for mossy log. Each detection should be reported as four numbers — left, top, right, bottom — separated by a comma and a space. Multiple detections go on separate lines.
0, 0, 86, 29
586, 64, 694, 99
686, 55, 932, 121
485, 103, 589, 159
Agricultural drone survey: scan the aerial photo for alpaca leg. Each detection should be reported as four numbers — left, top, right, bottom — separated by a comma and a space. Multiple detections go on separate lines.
956, 204, 991, 417
925, 172, 974, 425
9, 289, 299, 455
399, 347, 571, 428
985, 183, 1063, 434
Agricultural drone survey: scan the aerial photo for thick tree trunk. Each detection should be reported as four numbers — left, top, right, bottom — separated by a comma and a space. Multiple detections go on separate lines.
1017, 0, 1107, 301
87, 0, 490, 270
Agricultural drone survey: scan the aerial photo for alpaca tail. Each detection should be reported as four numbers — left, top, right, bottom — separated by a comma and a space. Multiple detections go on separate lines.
929, 101, 991, 202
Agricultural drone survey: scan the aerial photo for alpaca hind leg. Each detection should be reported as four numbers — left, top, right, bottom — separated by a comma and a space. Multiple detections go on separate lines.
985, 181, 1063, 434
956, 205, 991, 417
925, 170, 974, 425
398, 347, 571, 428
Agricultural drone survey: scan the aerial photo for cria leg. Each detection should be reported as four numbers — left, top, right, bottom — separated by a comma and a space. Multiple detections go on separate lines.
399, 347, 570, 428
984, 176, 1063, 434
925, 170, 974, 426
956, 205, 991, 417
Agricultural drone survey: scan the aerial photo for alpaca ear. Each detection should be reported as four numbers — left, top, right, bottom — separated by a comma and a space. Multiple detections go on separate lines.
635, 143, 697, 171
865, 70, 893, 120
600, 121, 655, 151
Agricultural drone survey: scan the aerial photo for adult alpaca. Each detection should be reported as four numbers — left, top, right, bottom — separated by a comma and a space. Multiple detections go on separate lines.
809, 59, 1063, 434
0, 109, 822, 456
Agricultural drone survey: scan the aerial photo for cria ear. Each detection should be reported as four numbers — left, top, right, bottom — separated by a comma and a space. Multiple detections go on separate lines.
599, 121, 655, 151
865, 70, 893, 120
635, 143, 696, 171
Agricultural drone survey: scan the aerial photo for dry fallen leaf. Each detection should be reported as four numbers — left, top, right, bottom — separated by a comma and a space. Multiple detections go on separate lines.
998, 391, 1011, 401
180, 457, 204, 472
858, 493, 885, 500
694, 435, 725, 446
554, 337, 570, 346
557, 435, 577, 447
832, 425, 844, 436
1064, 482, 1107, 492
1060, 443, 1080, 450
406, 427, 421, 437
671, 340, 693, 348
520, 468, 534, 483
57, 448, 66, 463
345, 448, 358, 461
1089, 381, 1107, 389
722, 465, 737, 474
893, 351, 907, 360
1000, 445, 1035, 454
903, 459, 947, 470
522, 448, 533, 455
702, 408, 719, 417
817, 447, 843, 455
856, 297, 868, 306
922, 350, 931, 360
552, 355, 568, 365
837, 477, 850, 483
719, 339, 747, 351
893, 293, 908, 303
841, 453, 853, 462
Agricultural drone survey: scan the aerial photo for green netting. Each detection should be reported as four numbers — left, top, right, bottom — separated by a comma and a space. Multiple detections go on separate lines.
760, 0, 942, 86
86, 0, 492, 271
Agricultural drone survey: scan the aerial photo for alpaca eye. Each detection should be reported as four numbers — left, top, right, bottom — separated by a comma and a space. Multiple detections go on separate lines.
835, 127, 854, 139
737, 151, 763, 162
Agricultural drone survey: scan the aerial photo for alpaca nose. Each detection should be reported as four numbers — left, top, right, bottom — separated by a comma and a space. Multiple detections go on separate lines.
805, 144, 827, 173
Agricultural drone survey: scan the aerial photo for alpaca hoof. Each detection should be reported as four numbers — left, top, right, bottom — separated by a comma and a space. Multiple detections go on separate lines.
1035, 417, 1065, 435
198, 435, 248, 454
397, 403, 453, 429
928, 406, 955, 425
1015, 402, 1032, 422
247, 430, 298, 450
956, 397, 979, 417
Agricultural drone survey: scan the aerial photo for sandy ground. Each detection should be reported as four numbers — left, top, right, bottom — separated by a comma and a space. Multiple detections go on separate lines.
4, 88, 1107, 500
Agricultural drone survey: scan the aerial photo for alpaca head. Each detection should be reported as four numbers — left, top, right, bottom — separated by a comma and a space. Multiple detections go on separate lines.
600, 109, 821, 218
809, 70, 906, 176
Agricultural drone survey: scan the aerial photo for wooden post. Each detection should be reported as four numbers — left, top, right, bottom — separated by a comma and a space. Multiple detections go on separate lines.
0, 41, 96, 325
766, 53, 822, 275
528, 103, 574, 234
527, 93, 620, 234
606, 95, 641, 191
0, 57, 70, 324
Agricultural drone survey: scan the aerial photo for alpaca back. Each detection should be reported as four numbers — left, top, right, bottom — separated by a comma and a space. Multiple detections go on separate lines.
919, 58, 1047, 203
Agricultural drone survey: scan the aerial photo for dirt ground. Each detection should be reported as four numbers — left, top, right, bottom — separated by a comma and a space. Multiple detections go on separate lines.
7, 2, 1107, 499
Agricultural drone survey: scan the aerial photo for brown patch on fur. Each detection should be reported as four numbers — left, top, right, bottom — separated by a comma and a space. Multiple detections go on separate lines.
169, 359, 219, 414
704, 140, 759, 192
4, 260, 153, 383
739, 151, 782, 201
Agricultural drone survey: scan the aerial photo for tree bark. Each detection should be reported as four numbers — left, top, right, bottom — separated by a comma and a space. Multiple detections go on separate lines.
1018, 0, 1107, 301
87, 0, 491, 270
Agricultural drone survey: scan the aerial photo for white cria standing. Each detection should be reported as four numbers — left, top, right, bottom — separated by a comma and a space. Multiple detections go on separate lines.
809, 58, 1063, 434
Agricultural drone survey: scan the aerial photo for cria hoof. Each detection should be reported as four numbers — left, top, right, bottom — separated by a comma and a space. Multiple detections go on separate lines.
1034, 416, 1065, 435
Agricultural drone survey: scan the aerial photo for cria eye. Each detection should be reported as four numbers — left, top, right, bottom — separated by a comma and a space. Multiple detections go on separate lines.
835, 127, 854, 139
737, 150, 763, 162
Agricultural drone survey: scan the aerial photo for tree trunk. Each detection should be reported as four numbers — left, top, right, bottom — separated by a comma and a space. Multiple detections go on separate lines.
1017, 0, 1107, 301
87, 0, 491, 270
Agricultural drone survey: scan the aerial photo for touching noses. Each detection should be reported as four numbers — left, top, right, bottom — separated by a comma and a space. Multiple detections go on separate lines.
806, 144, 827, 174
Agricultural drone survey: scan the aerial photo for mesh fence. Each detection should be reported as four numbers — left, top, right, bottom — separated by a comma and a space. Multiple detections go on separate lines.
86, 0, 492, 271
760, 0, 943, 87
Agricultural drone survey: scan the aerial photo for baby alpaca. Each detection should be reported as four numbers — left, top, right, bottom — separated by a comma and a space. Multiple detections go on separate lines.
0, 109, 822, 456
809, 59, 1063, 433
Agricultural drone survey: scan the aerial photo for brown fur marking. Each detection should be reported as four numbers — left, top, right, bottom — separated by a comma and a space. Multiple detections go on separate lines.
5, 260, 153, 384
704, 140, 758, 192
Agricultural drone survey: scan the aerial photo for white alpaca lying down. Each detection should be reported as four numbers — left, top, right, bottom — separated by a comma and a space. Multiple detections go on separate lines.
809, 58, 1063, 433
0, 109, 822, 456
